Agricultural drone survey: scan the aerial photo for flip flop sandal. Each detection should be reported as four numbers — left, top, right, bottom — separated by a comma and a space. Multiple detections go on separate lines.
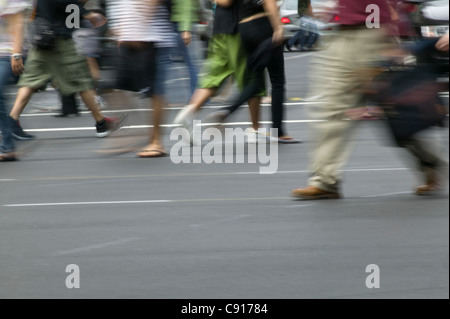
137, 149, 168, 158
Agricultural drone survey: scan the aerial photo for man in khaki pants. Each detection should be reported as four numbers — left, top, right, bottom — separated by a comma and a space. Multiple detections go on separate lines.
292, 0, 446, 199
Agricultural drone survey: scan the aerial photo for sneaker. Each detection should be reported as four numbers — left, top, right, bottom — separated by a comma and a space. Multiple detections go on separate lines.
9, 117, 36, 141
277, 136, 302, 144
96, 114, 127, 138
292, 186, 341, 200
285, 43, 293, 52
0, 151, 17, 162
174, 104, 196, 127
54, 112, 80, 118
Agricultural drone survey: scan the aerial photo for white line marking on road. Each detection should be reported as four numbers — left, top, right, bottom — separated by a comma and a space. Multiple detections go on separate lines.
3, 197, 291, 208
52, 237, 141, 256
24, 119, 325, 133
5, 200, 173, 207
235, 168, 409, 175
362, 191, 418, 198
0, 179, 18, 182
20, 101, 324, 117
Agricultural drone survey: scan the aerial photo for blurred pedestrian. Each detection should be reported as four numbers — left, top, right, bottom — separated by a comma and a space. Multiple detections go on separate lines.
291, 0, 447, 200
207, 0, 300, 143
107, 0, 176, 158
8, 0, 125, 140
0, 0, 30, 161
286, 0, 320, 52
171, 0, 198, 96
174, 0, 266, 143
137, 0, 181, 158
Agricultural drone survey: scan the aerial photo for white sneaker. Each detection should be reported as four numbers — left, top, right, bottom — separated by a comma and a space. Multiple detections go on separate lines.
246, 128, 276, 144
174, 104, 196, 127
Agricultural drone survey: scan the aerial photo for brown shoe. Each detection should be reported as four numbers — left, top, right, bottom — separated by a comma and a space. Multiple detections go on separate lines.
416, 170, 443, 196
0, 152, 17, 162
292, 186, 341, 200
416, 183, 443, 195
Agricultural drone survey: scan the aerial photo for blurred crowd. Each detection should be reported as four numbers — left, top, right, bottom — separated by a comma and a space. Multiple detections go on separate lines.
1, 0, 449, 199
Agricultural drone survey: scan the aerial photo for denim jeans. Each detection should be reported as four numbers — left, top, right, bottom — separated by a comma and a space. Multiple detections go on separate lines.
173, 23, 198, 95
154, 47, 173, 96
0, 57, 17, 153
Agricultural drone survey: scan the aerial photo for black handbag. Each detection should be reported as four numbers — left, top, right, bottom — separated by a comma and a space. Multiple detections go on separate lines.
29, 15, 56, 50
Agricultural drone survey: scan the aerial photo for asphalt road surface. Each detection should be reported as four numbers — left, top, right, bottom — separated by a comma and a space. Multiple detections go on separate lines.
0, 49, 448, 299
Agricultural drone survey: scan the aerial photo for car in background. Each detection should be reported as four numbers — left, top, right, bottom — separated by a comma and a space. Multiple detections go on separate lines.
279, 0, 339, 47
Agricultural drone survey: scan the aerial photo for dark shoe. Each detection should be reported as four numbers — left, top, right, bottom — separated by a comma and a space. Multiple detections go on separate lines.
285, 43, 293, 52
54, 112, 80, 118
9, 117, 36, 141
292, 186, 341, 200
96, 114, 128, 138
0, 152, 17, 162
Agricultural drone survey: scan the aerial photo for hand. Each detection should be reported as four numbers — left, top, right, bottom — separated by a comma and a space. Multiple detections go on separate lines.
84, 13, 107, 29
436, 33, 449, 52
11, 57, 24, 76
272, 26, 284, 47
181, 31, 192, 46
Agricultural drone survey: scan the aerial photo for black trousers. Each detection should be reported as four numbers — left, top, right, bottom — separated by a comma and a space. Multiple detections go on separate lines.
226, 16, 287, 137
60, 93, 78, 115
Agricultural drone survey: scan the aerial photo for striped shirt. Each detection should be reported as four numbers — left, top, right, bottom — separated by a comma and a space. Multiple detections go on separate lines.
0, 0, 31, 57
107, 0, 176, 47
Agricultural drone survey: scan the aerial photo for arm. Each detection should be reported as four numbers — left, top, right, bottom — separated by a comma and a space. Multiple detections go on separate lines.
173, 0, 196, 45
305, 1, 314, 17
7, 12, 25, 76
436, 33, 449, 52
263, 0, 284, 46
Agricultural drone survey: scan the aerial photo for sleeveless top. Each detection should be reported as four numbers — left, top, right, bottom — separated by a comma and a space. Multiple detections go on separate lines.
238, 0, 265, 21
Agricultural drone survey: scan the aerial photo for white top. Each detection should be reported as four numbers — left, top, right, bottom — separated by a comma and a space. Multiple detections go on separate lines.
0, 0, 31, 57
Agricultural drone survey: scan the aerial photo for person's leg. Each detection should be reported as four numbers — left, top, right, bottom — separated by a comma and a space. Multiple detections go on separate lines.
56, 92, 79, 117
9, 87, 34, 121
307, 32, 319, 48
287, 29, 302, 49
174, 35, 232, 125
0, 58, 15, 155
79, 89, 104, 122
188, 88, 218, 113
299, 30, 308, 50
266, 45, 287, 138
248, 96, 261, 131
138, 46, 171, 157
136, 94, 167, 157
176, 30, 198, 95
402, 135, 447, 194
293, 28, 386, 198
